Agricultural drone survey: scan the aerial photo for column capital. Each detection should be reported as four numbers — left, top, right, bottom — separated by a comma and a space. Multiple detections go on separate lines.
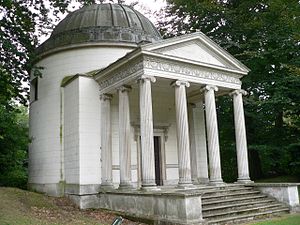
171, 80, 190, 87
118, 85, 132, 93
202, 85, 218, 92
100, 93, 113, 101
229, 89, 247, 96
138, 75, 156, 83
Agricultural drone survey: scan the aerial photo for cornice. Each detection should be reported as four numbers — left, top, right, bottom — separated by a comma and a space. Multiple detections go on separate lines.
96, 49, 243, 94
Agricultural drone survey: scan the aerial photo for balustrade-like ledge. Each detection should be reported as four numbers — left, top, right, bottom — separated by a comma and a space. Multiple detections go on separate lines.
246, 183, 300, 212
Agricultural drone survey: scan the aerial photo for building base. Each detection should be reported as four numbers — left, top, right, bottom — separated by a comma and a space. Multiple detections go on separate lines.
28, 182, 65, 196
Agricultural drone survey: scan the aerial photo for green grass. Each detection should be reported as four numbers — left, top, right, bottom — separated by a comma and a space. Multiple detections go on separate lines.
0, 187, 140, 225
248, 214, 300, 225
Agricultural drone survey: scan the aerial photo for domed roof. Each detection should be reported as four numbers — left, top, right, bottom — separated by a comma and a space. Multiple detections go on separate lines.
36, 3, 162, 55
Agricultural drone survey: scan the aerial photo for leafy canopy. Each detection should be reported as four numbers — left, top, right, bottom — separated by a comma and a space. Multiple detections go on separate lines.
159, 0, 300, 179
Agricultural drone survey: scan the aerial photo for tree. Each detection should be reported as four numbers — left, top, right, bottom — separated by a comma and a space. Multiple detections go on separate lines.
0, 0, 98, 187
158, 0, 300, 180
0, 105, 29, 188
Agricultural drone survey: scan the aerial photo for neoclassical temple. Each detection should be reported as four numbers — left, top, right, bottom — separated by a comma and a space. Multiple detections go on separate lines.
29, 3, 297, 224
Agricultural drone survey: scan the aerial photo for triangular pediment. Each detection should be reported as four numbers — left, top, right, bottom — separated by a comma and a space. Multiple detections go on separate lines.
142, 32, 250, 73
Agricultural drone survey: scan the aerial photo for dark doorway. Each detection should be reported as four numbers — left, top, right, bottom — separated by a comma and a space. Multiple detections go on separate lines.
154, 136, 162, 186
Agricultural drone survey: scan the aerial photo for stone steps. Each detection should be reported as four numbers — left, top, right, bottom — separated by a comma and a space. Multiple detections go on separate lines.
203, 203, 286, 218
201, 185, 290, 225
201, 187, 253, 194
206, 208, 290, 225
202, 190, 261, 199
202, 194, 268, 206
202, 199, 276, 211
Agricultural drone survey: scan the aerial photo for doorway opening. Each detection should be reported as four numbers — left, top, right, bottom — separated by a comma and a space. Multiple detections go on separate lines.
154, 136, 163, 186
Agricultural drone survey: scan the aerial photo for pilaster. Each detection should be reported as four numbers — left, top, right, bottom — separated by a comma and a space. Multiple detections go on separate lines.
100, 94, 114, 189
189, 102, 209, 184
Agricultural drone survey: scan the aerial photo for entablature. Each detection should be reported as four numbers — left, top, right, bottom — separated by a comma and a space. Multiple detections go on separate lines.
94, 50, 243, 94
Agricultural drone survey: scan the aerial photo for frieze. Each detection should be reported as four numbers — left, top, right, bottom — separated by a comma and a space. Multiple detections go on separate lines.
143, 56, 241, 85
98, 60, 144, 89
98, 55, 241, 91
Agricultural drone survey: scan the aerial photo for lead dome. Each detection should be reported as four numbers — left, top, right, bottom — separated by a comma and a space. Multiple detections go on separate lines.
36, 3, 162, 55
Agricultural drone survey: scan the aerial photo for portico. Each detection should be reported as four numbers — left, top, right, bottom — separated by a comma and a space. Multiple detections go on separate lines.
95, 32, 252, 190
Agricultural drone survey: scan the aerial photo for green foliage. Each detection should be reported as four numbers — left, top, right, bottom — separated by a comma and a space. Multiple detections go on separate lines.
0, 0, 102, 189
160, 0, 300, 181
0, 0, 102, 107
0, 105, 29, 188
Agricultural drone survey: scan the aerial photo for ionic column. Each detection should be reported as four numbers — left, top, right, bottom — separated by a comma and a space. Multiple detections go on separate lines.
230, 89, 252, 183
203, 85, 223, 184
118, 85, 132, 189
100, 94, 114, 189
139, 75, 157, 189
174, 80, 193, 187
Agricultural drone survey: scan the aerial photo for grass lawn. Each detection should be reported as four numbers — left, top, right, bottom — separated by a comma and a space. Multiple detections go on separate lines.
0, 187, 143, 225
248, 214, 300, 225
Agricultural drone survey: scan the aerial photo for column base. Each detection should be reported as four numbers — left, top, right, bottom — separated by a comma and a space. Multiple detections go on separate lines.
118, 183, 134, 190
198, 178, 210, 184
100, 183, 115, 191
177, 182, 195, 189
209, 179, 224, 186
141, 185, 161, 192
236, 178, 254, 184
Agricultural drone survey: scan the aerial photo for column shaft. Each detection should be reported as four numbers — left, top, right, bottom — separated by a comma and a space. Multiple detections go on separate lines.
118, 86, 132, 189
203, 85, 223, 184
188, 104, 198, 184
100, 94, 113, 188
231, 90, 251, 183
174, 81, 193, 187
191, 102, 209, 183
139, 76, 157, 189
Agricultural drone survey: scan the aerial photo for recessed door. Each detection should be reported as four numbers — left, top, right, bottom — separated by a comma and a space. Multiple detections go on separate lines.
154, 136, 162, 186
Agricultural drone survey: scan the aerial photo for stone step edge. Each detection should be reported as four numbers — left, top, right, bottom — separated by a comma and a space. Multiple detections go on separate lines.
201, 187, 253, 194
202, 190, 260, 199
202, 195, 267, 205
194, 184, 246, 191
206, 208, 289, 224
203, 204, 286, 218
202, 199, 277, 211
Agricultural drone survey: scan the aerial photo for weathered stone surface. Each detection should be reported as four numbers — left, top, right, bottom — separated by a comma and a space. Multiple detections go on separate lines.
98, 189, 205, 225
247, 183, 300, 211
